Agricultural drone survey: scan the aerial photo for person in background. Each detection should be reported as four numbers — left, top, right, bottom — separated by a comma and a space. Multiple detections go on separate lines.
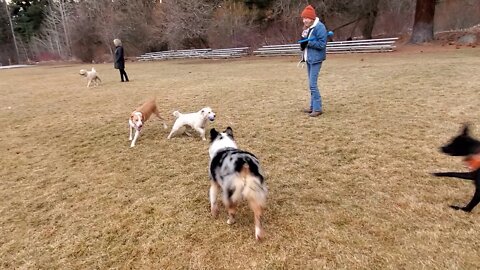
299, 5, 327, 117
113, 39, 129, 82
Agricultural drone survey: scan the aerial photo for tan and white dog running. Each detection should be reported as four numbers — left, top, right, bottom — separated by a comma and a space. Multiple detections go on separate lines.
129, 98, 168, 147
79, 67, 101, 88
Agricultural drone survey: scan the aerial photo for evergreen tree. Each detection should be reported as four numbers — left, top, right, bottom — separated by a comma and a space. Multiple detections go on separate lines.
10, 0, 48, 42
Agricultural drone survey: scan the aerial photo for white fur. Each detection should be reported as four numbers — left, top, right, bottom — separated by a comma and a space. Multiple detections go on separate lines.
208, 131, 237, 159
167, 107, 216, 140
79, 67, 101, 88
208, 127, 267, 241
129, 112, 143, 147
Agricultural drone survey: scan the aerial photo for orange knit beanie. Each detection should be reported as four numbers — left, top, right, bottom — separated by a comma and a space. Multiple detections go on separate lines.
301, 5, 316, 20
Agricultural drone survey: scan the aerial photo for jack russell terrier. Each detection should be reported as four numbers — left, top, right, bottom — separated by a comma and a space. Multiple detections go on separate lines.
129, 98, 168, 147
167, 107, 216, 140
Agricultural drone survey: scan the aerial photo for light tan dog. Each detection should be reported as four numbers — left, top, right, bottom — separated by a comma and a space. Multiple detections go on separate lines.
167, 107, 216, 140
129, 98, 168, 147
79, 67, 101, 88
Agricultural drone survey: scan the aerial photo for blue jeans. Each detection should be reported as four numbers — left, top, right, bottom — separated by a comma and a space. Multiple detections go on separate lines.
306, 61, 323, 112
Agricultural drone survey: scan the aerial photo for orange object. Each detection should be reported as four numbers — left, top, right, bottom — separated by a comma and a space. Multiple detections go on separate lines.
301, 5, 316, 20
464, 154, 480, 170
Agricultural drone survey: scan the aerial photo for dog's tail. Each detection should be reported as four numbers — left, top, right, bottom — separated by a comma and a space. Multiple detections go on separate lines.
91, 67, 96, 72
239, 164, 267, 209
173, 111, 181, 118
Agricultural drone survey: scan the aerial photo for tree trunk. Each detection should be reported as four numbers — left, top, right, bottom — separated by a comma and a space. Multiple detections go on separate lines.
362, 0, 380, 39
410, 0, 435, 43
58, 0, 72, 57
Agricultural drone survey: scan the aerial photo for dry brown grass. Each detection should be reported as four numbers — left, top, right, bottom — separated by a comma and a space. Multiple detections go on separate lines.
1, 47, 480, 269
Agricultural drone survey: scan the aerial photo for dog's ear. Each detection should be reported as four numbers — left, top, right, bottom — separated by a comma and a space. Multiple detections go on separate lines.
210, 128, 219, 142
462, 124, 470, 136
225, 127, 234, 138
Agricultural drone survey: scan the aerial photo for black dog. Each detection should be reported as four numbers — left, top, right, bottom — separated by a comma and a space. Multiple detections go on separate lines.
436, 124, 480, 212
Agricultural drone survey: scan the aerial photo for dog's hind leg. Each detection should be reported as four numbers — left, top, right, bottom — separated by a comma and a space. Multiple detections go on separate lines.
451, 176, 480, 212
451, 188, 480, 212
209, 182, 220, 217
248, 199, 265, 240
129, 125, 133, 141
226, 202, 237, 225
153, 108, 168, 129
167, 122, 183, 139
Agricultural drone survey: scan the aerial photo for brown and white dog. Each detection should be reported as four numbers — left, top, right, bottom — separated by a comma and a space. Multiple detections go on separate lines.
79, 67, 101, 88
129, 98, 168, 147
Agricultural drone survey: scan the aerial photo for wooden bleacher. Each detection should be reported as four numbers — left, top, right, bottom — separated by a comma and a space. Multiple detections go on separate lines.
136, 38, 398, 61
253, 37, 399, 57
137, 47, 250, 61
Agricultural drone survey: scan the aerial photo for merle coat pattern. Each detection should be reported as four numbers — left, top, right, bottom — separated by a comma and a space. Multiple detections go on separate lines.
208, 127, 267, 240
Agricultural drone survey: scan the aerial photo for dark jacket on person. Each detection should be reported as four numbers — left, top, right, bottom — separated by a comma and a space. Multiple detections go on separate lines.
114, 46, 125, 69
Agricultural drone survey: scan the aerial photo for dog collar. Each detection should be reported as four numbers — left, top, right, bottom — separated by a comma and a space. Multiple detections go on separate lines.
464, 154, 480, 170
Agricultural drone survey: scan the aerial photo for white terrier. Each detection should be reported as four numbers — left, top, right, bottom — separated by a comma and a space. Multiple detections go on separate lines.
167, 107, 216, 140
79, 67, 101, 88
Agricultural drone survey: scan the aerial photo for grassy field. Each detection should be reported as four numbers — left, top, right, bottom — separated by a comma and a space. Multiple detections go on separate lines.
1, 47, 480, 269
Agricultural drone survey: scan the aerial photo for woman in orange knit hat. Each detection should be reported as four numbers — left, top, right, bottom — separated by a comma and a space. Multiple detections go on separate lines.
299, 5, 328, 117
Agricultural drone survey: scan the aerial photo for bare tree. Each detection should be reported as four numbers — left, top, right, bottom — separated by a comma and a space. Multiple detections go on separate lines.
158, 0, 218, 49
57, 0, 72, 56
29, 0, 74, 60
208, 1, 260, 47
361, 0, 380, 39
410, 0, 435, 43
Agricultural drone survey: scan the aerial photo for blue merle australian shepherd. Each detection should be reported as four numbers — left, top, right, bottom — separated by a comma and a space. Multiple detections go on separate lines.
208, 127, 267, 240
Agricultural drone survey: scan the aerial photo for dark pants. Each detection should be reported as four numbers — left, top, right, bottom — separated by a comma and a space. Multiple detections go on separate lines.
119, 69, 129, 82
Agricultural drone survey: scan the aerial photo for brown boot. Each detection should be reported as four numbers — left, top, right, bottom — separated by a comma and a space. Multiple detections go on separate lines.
302, 108, 312, 113
309, 111, 323, 117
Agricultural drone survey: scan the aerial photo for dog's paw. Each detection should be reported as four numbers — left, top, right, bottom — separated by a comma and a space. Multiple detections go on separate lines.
450, 205, 462, 210
450, 205, 471, 212
255, 228, 264, 241
211, 205, 219, 218
227, 217, 236, 225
